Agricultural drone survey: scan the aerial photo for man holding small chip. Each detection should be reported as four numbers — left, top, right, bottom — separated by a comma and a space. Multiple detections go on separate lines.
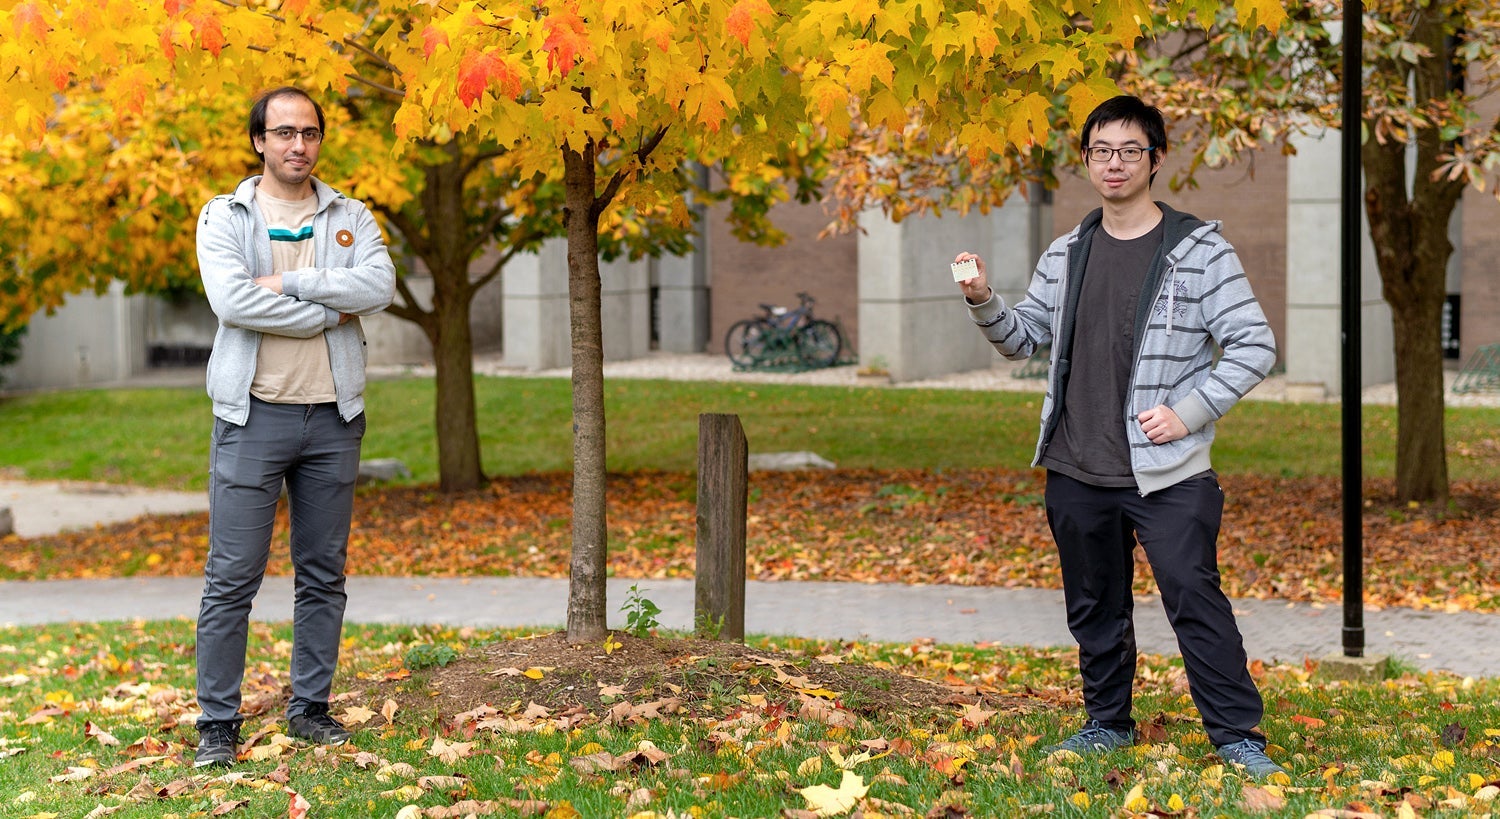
952, 95, 1285, 780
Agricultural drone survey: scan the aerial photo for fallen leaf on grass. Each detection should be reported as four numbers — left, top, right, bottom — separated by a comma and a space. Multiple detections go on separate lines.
377, 762, 419, 781
428, 737, 475, 764
246, 734, 296, 761
122, 735, 169, 757
101, 755, 168, 776
340, 705, 377, 726
23, 705, 67, 724
381, 784, 426, 800
287, 789, 311, 819
48, 766, 96, 783
84, 721, 120, 746
381, 698, 399, 724
960, 704, 996, 729
418, 775, 470, 791
798, 770, 869, 817
83, 805, 122, 818
211, 799, 248, 815
798, 698, 856, 728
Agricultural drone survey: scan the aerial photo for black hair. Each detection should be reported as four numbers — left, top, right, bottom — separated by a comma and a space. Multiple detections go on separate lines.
248, 86, 326, 159
1080, 95, 1167, 186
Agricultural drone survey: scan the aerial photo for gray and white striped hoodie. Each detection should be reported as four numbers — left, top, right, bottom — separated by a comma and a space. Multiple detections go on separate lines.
967, 203, 1277, 495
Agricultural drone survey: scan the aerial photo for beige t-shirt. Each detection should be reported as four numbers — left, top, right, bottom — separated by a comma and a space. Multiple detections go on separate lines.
250, 189, 337, 404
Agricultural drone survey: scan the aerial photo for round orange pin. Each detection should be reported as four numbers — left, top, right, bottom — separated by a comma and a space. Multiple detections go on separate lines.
336, 229, 354, 247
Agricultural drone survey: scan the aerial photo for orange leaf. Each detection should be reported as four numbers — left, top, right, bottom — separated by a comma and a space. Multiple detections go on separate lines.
12, 2, 49, 40
287, 789, 311, 819
190, 12, 225, 57
422, 25, 449, 58
541, 3, 591, 75
1291, 714, 1326, 729
725, 0, 771, 48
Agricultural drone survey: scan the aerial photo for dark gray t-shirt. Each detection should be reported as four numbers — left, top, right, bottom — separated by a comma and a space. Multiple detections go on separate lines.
1039, 220, 1164, 487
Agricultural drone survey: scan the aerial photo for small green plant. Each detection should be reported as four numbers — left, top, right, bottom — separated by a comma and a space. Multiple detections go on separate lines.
621, 583, 662, 637
403, 642, 459, 670
1384, 654, 1420, 678
695, 611, 727, 640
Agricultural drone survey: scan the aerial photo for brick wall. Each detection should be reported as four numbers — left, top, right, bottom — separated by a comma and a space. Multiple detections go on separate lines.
706, 198, 860, 357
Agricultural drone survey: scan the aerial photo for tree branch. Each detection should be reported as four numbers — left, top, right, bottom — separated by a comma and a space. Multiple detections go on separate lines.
594, 126, 670, 217
374, 205, 432, 262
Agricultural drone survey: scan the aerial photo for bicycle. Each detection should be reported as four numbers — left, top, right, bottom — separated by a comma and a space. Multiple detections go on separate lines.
724, 292, 844, 369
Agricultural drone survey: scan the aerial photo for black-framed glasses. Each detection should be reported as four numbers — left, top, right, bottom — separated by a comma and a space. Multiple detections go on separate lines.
1085, 145, 1153, 163
262, 127, 324, 143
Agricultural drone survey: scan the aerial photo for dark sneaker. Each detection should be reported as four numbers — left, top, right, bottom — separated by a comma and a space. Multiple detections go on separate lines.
1218, 738, 1288, 781
1045, 720, 1136, 756
287, 704, 352, 746
194, 721, 241, 768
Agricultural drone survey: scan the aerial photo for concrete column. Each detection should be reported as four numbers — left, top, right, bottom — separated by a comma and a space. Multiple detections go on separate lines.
856, 195, 1036, 382
655, 164, 712, 354
502, 238, 571, 371
6, 283, 144, 390
654, 250, 709, 354
503, 239, 654, 370
599, 254, 652, 361
1284, 130, 1393, 395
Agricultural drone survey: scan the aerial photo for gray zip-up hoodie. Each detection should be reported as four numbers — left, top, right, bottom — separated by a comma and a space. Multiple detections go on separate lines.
968, 203, 1277, 495
197, 176, 396, 426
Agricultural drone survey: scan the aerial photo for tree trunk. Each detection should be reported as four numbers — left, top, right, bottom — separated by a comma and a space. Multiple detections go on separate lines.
422, 149, 485, 492
1360, 8, 1460, 506
429, 266, 483, 492
563, 142, 609, 643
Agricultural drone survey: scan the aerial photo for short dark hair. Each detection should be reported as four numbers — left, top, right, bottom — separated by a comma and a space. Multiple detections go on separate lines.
248, 86, 326, 158
1080, 95, 1167, 186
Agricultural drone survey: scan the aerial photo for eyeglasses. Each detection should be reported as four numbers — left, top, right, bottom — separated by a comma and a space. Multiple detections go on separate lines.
1085, 145, 1154, 163
262, 127, 324, 143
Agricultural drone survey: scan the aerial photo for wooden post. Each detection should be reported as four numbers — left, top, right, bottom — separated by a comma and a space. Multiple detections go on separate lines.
695, 413, 748, 641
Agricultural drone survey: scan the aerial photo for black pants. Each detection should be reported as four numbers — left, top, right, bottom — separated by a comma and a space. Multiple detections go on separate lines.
1045, 471, 1265, 747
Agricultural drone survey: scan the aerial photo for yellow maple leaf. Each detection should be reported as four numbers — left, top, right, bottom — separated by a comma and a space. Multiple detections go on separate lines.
247, 735, 295, 761
797, 687, 840, 700
798, 770, 869, 817
340, 705, 378, 726
1236, 0, 1288, 31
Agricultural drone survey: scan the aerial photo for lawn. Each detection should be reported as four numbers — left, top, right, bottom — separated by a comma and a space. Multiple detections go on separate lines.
3, 378, 1499, 817
4, 619, 1498, 818
1, 374, 1497, 489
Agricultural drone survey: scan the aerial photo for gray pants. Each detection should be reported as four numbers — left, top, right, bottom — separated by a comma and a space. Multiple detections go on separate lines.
196, 398, 365, 727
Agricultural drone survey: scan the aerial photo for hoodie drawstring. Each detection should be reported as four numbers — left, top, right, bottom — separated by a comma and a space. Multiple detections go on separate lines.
1165, 259, 1178, 336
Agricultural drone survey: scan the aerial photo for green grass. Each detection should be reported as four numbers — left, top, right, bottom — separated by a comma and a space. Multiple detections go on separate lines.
1, 374, 1497, 489
4, 621, 1500, 818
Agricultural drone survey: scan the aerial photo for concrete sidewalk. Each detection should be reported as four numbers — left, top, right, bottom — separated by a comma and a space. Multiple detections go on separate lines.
3, 575, 1498, 678
0, 480, 209, 538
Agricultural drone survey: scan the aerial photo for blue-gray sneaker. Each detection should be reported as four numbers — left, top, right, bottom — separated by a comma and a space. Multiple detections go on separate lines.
1045, 720, 1136, 756
1217, 738, 1288, 780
